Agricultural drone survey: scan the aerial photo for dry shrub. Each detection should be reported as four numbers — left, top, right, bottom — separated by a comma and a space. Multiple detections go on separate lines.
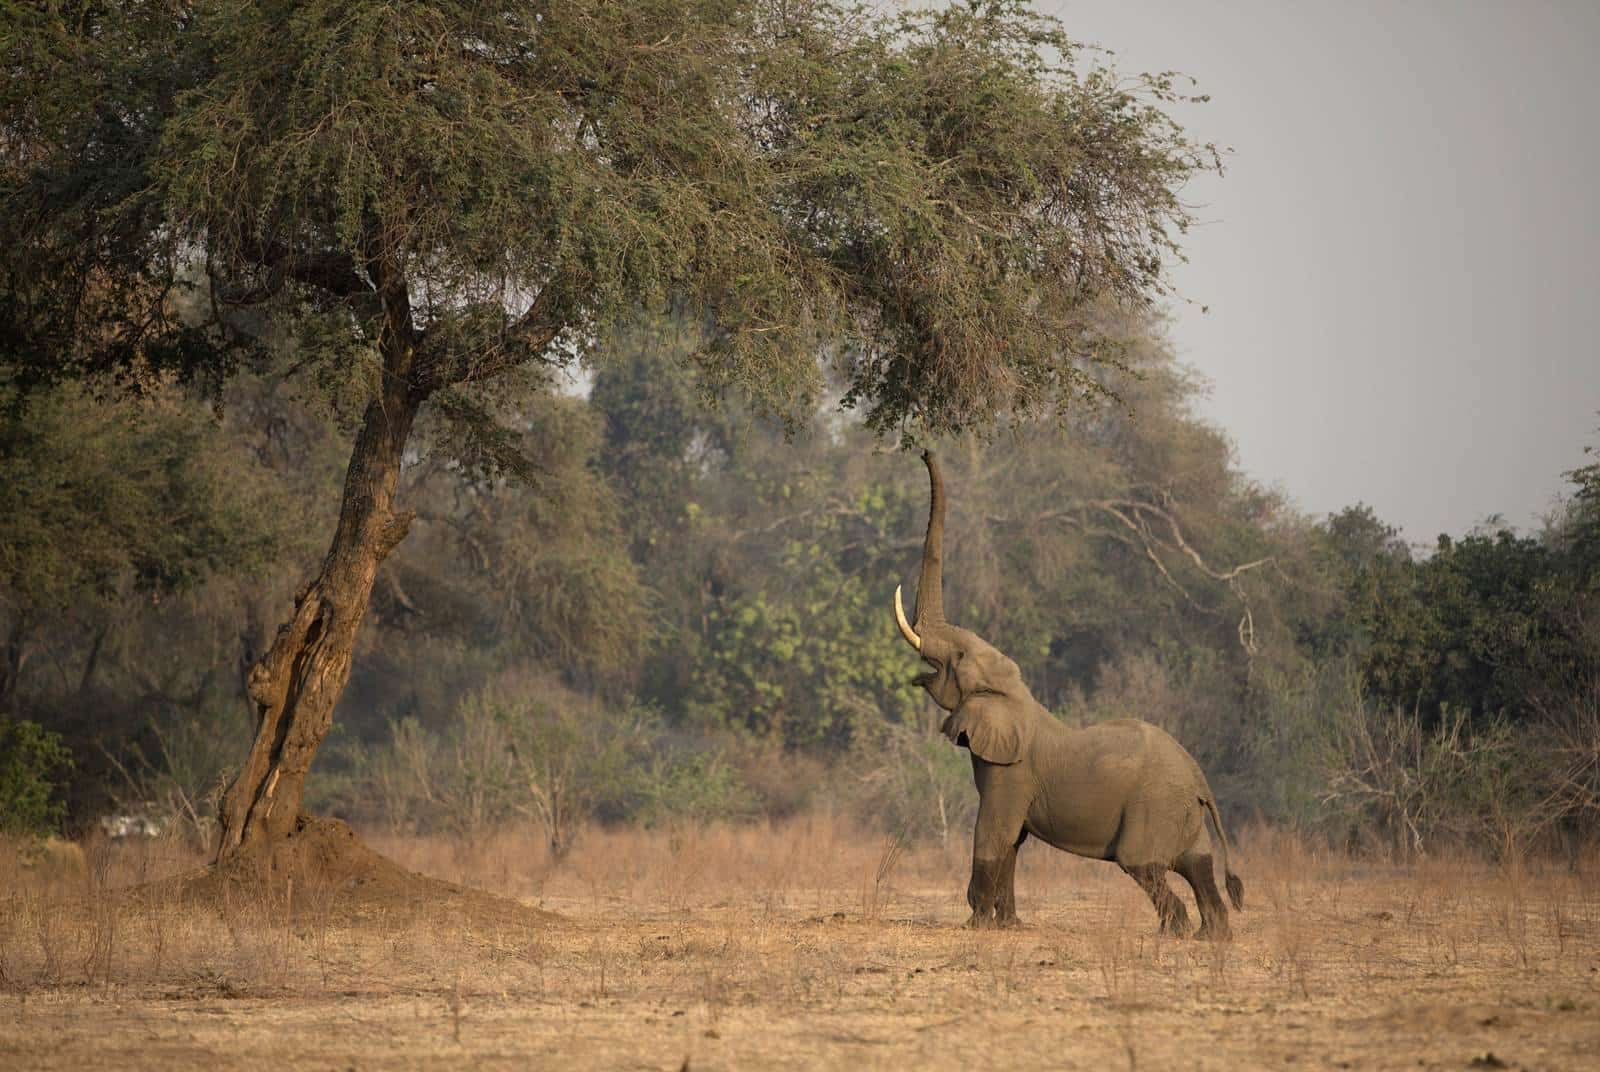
726, 738, 827, 820
837, 712, 975, 848
331, 668, 757, 855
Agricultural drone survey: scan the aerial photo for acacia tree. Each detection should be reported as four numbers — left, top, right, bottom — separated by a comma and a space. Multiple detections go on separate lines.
3, 0, 1214, 865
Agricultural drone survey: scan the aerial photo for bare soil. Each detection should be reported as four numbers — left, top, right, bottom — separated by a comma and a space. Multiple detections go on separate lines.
3, 821, 1598, 1070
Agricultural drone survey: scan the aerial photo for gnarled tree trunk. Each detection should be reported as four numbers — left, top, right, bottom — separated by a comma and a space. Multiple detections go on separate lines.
215, 369, 421, 864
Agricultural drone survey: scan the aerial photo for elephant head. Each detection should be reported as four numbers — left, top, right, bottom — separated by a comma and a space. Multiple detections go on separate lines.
894, 452, 1032, 762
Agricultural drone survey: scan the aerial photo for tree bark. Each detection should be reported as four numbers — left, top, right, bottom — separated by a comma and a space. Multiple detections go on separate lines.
77, 622, 108, 698
0, 617, 29, 712
215, 370, 421, 862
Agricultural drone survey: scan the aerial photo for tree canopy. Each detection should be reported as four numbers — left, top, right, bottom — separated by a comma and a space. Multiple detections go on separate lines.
4, 0, 1214, 433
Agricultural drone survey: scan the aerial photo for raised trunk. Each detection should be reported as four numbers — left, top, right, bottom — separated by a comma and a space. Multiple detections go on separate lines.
215, 373, 420, 863
915, 450, 947, 628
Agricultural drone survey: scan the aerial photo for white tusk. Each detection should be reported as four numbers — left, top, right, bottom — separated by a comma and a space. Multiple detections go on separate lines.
894, 585, 922, 650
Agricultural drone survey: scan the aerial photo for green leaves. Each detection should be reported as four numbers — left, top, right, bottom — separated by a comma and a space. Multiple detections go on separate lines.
0, 378, 283, 620
4, 0, 1212, 441
0, 716, 72, 838
687, 562, 919, 749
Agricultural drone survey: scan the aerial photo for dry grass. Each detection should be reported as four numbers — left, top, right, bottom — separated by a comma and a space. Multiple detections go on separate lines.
3, 818, 1599, 1070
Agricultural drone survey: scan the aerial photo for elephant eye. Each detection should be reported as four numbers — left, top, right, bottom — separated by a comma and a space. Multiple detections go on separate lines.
952, 650, 964, 663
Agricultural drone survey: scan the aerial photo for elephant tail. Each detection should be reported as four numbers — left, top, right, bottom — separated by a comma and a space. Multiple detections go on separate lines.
1201, 795, 1244, 910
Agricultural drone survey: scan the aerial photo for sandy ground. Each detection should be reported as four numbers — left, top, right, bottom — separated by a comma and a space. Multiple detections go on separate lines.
3, 823, 1598, 1070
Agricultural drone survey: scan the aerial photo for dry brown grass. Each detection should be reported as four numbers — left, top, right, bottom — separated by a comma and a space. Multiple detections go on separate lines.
3, 818, 1598, 1070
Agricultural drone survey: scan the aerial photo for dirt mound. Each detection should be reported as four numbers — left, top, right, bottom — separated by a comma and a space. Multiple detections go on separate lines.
160, 816, 558, 930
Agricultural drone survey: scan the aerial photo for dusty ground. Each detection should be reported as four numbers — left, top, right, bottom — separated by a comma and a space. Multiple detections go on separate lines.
3, 821, 1598, 1070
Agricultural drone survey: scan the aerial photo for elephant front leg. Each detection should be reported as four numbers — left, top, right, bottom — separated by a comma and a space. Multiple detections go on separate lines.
993, 829, 1028, 928
966, 794, 1027, 930
966, 856, 1003, 928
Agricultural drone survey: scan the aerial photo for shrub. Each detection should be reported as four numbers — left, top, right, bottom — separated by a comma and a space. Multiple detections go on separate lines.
844, 715, 975, 847
633, 745, 757, 829
336, 669, 757, 854
0, 716, 72, 838
1317, 691, 1554, 860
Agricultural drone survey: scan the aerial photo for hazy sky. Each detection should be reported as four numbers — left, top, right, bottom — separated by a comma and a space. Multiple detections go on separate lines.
1041, 0, 1600, 541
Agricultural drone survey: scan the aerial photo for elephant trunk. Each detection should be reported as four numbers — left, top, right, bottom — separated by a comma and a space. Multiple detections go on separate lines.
914, 449, 946, 628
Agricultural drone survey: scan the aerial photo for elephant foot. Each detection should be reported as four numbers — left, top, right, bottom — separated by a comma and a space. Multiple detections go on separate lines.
995, 912, 1023, 930
1193, 922, 1232, 943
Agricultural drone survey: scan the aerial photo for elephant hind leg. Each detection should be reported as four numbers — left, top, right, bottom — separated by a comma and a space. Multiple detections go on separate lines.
1174, 850, 1231, 941
1121, 863, 1190, 938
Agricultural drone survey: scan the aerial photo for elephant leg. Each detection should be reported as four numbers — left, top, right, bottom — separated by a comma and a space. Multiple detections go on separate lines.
993, 828, 1028, 928
966, 858, 997, 927
966, 788, 1028, 930
1174, 846, 1231, 942
1121, 863, 1190, 937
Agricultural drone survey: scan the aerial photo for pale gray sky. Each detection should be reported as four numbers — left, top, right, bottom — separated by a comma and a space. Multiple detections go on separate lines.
1044, 0, 1600, 541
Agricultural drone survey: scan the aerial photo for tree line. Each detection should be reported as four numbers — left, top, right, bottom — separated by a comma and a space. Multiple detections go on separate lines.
2, 1, 1594, 863
3, 308, 1595, 858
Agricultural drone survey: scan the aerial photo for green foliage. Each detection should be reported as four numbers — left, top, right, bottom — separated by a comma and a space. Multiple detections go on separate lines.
687, 551, 919, 749
1340, 525, 1573, 726
0, 377, 281, 618
393, 381, 646, 681
589, 320, 718, 558
1558, 433, 1600, 586
330, 670, 753, 848
0, 375, 288, 722
0, 716, 72, 837
632, 748, 757, 830
4, 0, 1213, 438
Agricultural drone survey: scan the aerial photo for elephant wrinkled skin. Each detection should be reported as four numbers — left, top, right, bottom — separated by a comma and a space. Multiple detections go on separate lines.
895, 451, 1244, 939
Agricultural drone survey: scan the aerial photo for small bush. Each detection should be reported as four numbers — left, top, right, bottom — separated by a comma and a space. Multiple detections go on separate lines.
727, 739, 827, 820
336, 668, 757, 854
843, 715, 975, 847
1317, 689, 1556, 860
0, 716, 72, 838
634, 745, 757, 829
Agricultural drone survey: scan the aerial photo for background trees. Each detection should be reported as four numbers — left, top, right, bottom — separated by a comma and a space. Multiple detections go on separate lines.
4, 0, 1214, 862
3, 313, 1596, 859
3, 4, 1593, 863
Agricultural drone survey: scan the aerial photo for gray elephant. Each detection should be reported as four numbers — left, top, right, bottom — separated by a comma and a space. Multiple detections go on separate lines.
894, 451, 1243, 939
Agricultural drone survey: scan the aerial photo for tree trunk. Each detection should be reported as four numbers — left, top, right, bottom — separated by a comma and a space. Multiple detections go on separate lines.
78, 622, 108, 698
0, 617, 29, 712
215, 373, 421, 864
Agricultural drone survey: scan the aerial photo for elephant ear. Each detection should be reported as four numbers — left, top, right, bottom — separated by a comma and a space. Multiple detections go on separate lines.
940, 695, 1029, 765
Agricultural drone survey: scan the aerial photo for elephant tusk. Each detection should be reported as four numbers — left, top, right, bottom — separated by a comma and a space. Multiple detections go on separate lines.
894, 585, 922, 650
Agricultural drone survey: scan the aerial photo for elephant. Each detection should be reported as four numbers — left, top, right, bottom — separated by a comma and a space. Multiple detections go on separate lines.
893, 450, 1244, 939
